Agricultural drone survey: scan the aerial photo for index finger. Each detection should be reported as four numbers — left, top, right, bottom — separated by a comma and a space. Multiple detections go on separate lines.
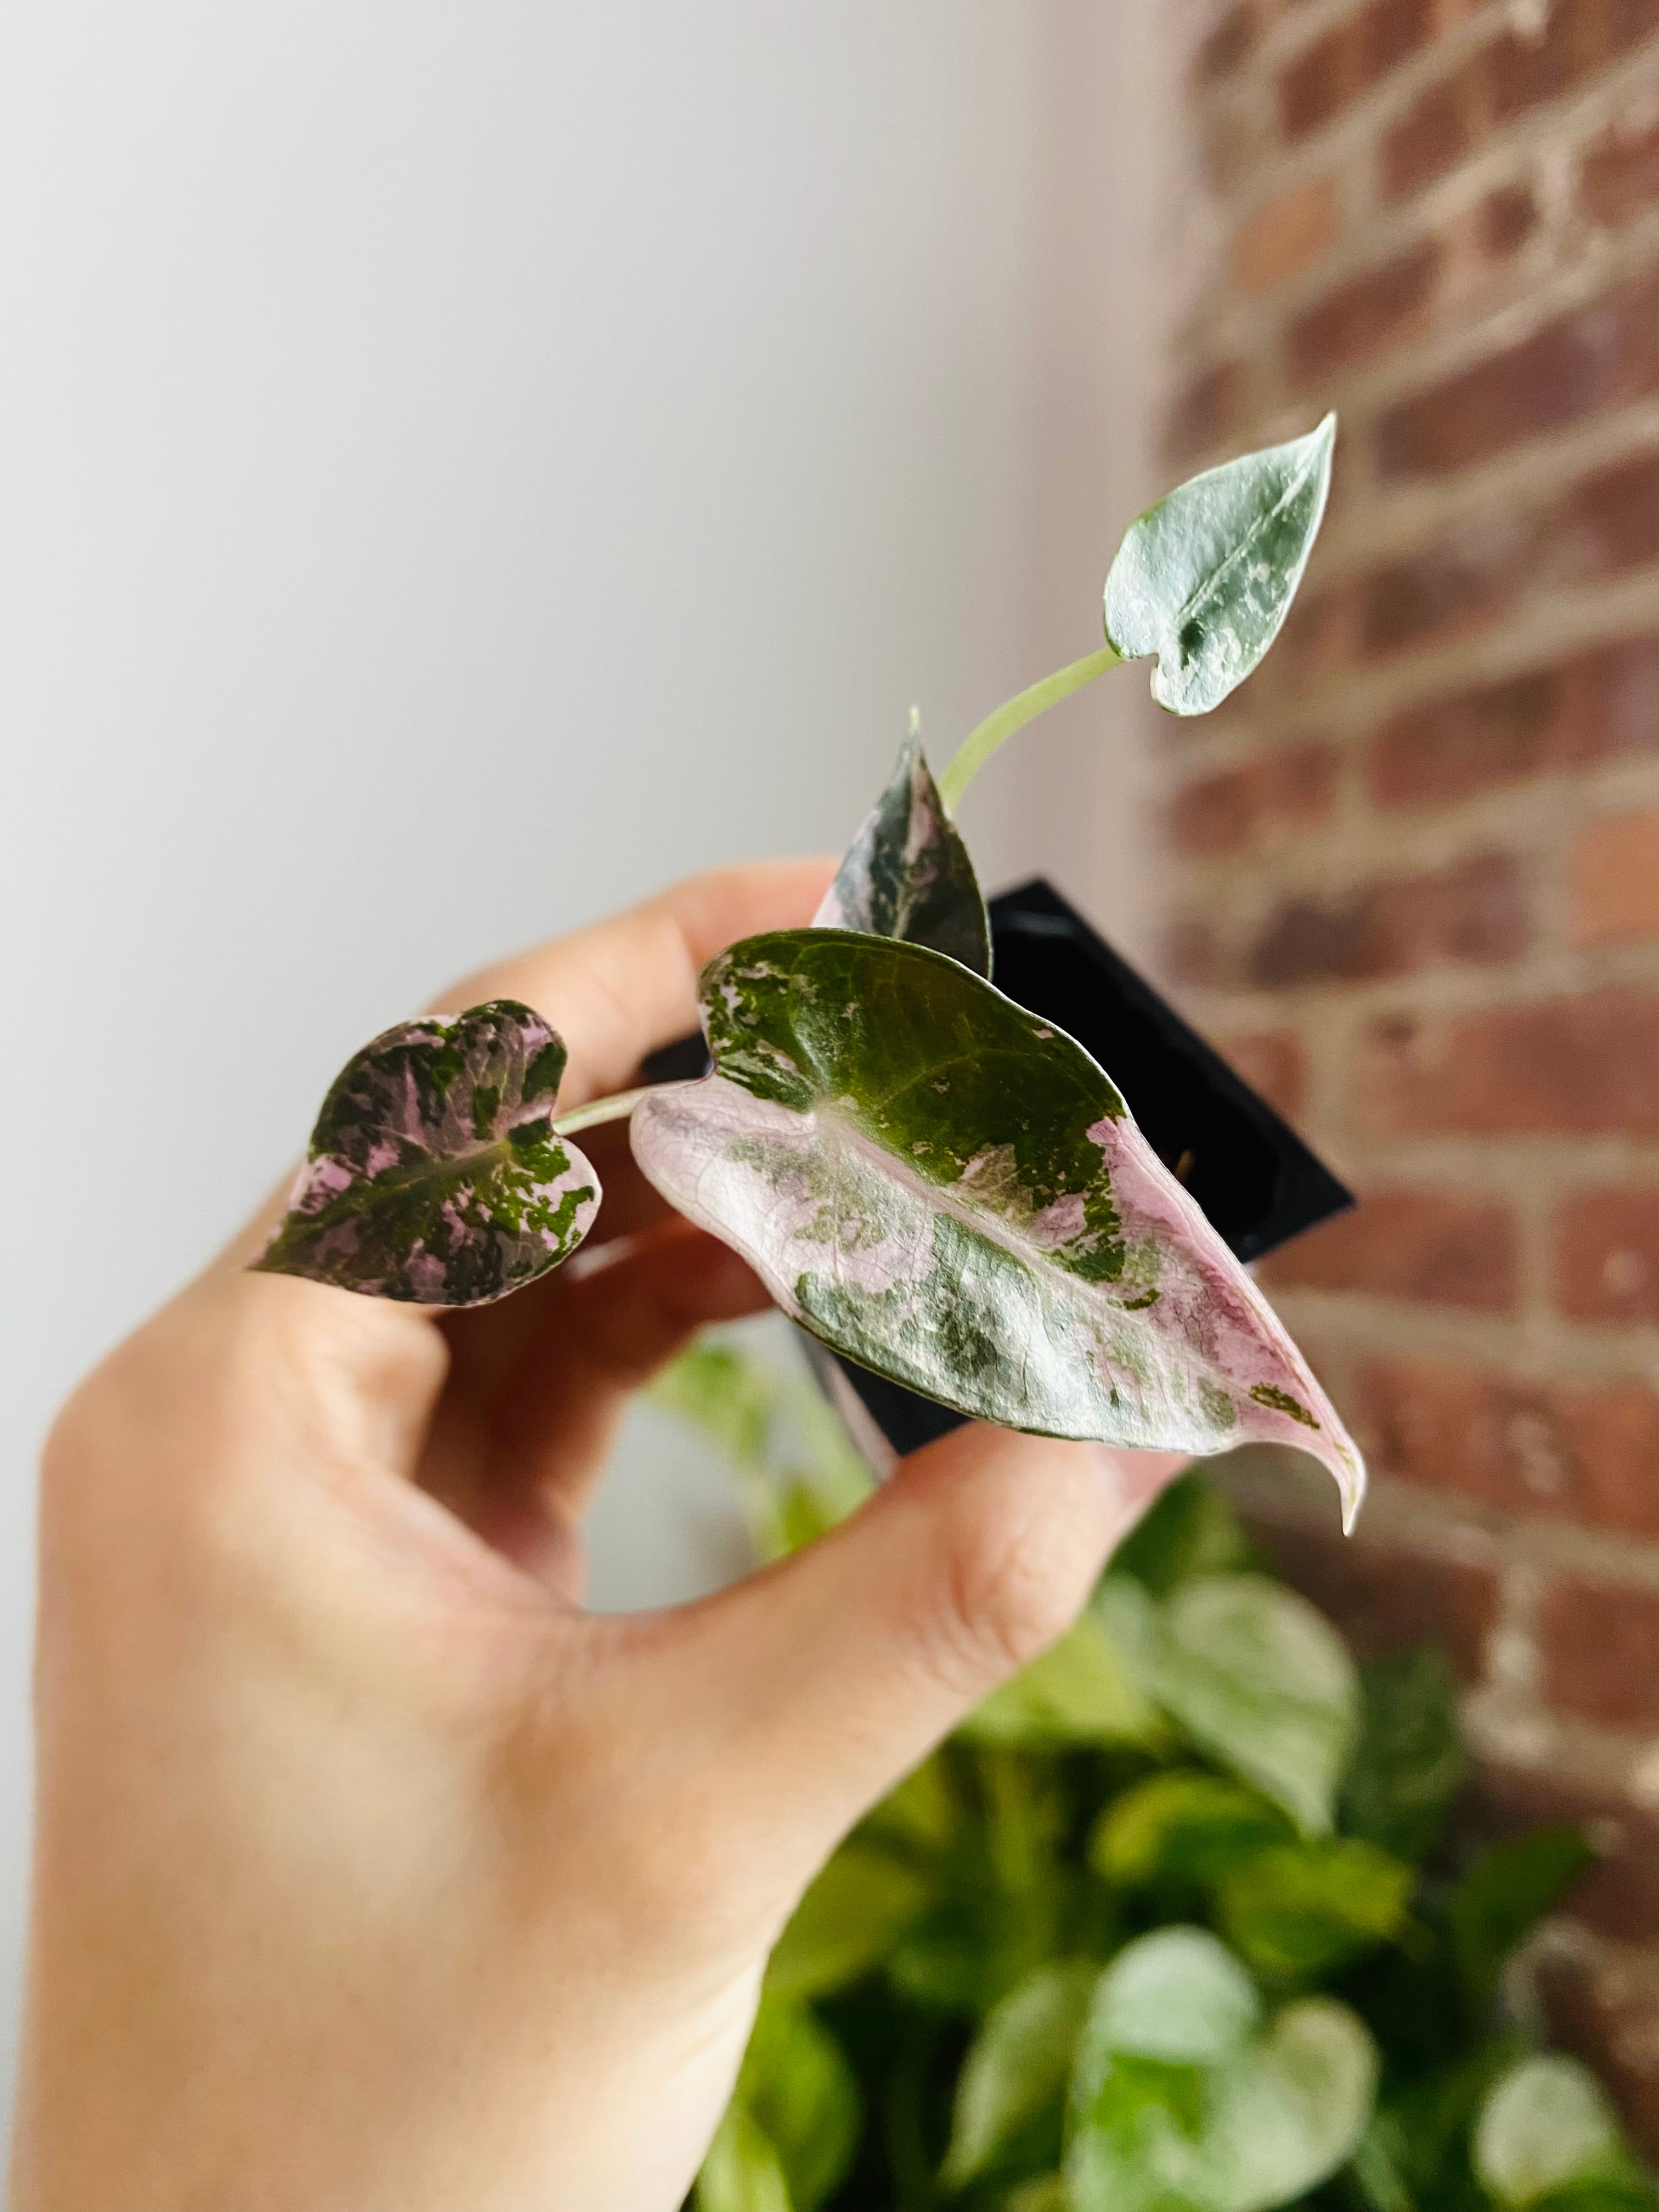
435, 857, 836, 1106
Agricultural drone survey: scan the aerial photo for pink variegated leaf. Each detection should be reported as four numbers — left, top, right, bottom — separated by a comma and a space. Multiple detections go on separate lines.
255, 999, 599, 1306
630, 931, 1364, 1522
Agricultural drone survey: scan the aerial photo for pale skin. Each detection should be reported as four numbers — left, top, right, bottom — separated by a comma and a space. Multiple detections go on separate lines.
14, 861, 1187, 2212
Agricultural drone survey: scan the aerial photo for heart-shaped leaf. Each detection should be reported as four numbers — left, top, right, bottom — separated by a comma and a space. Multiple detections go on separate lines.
1474, 2058, 1645, 2209
1104, 415, 1335, 716
629, 931, 1363, 1514
815, 723, 990, 974
1090, 1772, 1293, 1892
1216, 1838, 1413, 1981
1067, 1933, 1376, 2212
943, 1962, 1099, 2188
255, 999, 600, 1305
1141, 1576, 1361, 1837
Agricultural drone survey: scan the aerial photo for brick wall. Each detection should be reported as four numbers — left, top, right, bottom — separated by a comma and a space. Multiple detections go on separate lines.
1170, 0, 1659, 2145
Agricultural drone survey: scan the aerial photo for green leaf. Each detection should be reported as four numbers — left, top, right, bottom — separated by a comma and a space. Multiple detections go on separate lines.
862, 1752, 962, 1858
817, 721, 991, 975
1068, 1936, 1377, 2212
256, 1000, 600, 1304
631, 930, 1363, 1516
765, 1841, 932, 2002
1216, 1839, 1414, 1982
1006, 2180, 1070, 2212
961, 1612, 1163, 1751
1474, 2057, 1645, 2209
697, 2104, 794, 2212
1449, 1829, 1594, 2016
943, 1962, 1099, 2189
1212, 1997, 1379, 2208
1075, 1929, 1260, 2081
1339, 1649, 1465, 1865
1144, 1575, 1361, 1836
1090, 1772, 1293, 1891
1103, 415, 1336, 716
738, 1999, 862, 2212
1111, 1471, 1256, 1597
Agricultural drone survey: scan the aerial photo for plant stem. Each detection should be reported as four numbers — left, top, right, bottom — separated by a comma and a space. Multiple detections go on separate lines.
552, 1082, 679, 1136
935, 641, 1122, 814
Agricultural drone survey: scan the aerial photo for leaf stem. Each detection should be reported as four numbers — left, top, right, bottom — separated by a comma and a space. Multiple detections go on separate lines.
552, 1082, 680, 1136
935, 641, 1122, 814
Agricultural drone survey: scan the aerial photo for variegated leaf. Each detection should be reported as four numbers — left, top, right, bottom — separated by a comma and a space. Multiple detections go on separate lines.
629, 931, 1364, 1517
815, 723, 990, 975
1104, 414, 1335, 716
255, 999, 599, 1305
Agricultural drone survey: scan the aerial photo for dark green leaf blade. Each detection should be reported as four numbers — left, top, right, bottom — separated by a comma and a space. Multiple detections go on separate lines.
255, 999, 599, 1305
1216, 1838, 1415, 1982
1450, 1828, 1594, 2016
1104, 414, 1335, 716
816, 723, 991, 975
630, 930, 1364, 1515
1339, 1649, 1465, 1865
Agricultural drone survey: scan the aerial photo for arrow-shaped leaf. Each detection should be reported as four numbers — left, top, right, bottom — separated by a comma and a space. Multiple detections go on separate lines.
815, 723, 990, 975
630, 931, 1364, 1516
1104, 414, 1335, 716
255, 999, 600, 1305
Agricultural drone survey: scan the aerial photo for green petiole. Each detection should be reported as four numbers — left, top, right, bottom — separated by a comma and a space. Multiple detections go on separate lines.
936, 641, 1122, 814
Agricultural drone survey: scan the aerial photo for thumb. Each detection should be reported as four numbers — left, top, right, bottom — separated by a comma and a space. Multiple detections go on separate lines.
672, 1423, 1187, 1858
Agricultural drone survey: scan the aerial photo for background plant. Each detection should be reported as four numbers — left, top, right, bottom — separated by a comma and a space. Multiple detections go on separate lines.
655, 1333, 1657, 2212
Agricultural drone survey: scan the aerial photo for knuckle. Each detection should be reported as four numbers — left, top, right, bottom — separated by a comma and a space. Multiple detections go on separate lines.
927, 1487, 1084, 1691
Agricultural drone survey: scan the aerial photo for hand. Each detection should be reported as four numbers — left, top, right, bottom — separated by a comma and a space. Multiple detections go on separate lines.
14, 862, 1187, 2212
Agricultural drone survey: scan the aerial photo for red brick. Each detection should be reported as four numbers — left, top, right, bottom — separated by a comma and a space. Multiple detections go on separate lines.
1279, 24, 1349, 137
1262, 578, 1356, 692
1359, 514, 1537, 656
1197, 0, 1263, 82
1259, 1187, 1517, 1309
1556, 1188, 1659, 1323
1569, 808, 1659, 946
1218, 1029, 1307, 1120
1233, 176, 1339, 296
1603, 0, 1659, 65
1286, 239, 1441, 380
1480, 178, 1540, 257
1471, 1764, 1659, 1944
1483, 8, 1601, 125
1561, 449, 1659, 579
1244, 1513, 1500, 1678
1356, 989, 1659, 1138
1581, 110, 1659, 227
1248, 850, 1529, 986
1538, 1945, 1659, 2159
1362, 0, 1432, 78
1368, 636, 1659, 807
1355, 1358, 1659, 1538
1166, 741, 1338, 857
1376, 263, 1659, 479
1380, 69, 1478, 201
1542, 1575, 1659, 1730
1166, 357, 1245, 461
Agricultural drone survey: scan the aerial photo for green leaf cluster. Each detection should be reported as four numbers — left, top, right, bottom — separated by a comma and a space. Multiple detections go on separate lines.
668, 1346, 1652, 2212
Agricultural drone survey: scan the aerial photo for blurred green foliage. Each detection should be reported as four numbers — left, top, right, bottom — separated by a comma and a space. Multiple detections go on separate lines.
654, 1337, 1654, 2212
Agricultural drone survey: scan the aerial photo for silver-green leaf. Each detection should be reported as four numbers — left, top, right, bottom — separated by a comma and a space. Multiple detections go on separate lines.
943, 1962, 1099, 2189
255, 1000, 600, 1305
815, 721, 990, 974
1104, 415, 1335, 716
1474, 2057, 1645, 2209
630, 930, 1363, 1513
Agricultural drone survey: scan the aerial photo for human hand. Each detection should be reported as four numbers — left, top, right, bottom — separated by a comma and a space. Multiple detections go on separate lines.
14, 862, 1187, 2212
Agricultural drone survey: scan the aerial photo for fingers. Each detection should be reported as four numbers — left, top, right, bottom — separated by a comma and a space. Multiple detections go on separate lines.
484, 1221, 771, 1524
438, 859, 836, 1105
658, 1427, 1188, 1854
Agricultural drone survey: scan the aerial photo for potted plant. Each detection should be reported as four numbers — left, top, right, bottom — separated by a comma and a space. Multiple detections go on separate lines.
254, 413, 1367, 1527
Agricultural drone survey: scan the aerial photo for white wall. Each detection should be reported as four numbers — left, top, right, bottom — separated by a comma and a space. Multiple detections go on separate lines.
0, 0, 1171, 2124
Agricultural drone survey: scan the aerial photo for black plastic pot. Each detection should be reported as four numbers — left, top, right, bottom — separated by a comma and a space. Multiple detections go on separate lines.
640, 878, 1353, 1460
